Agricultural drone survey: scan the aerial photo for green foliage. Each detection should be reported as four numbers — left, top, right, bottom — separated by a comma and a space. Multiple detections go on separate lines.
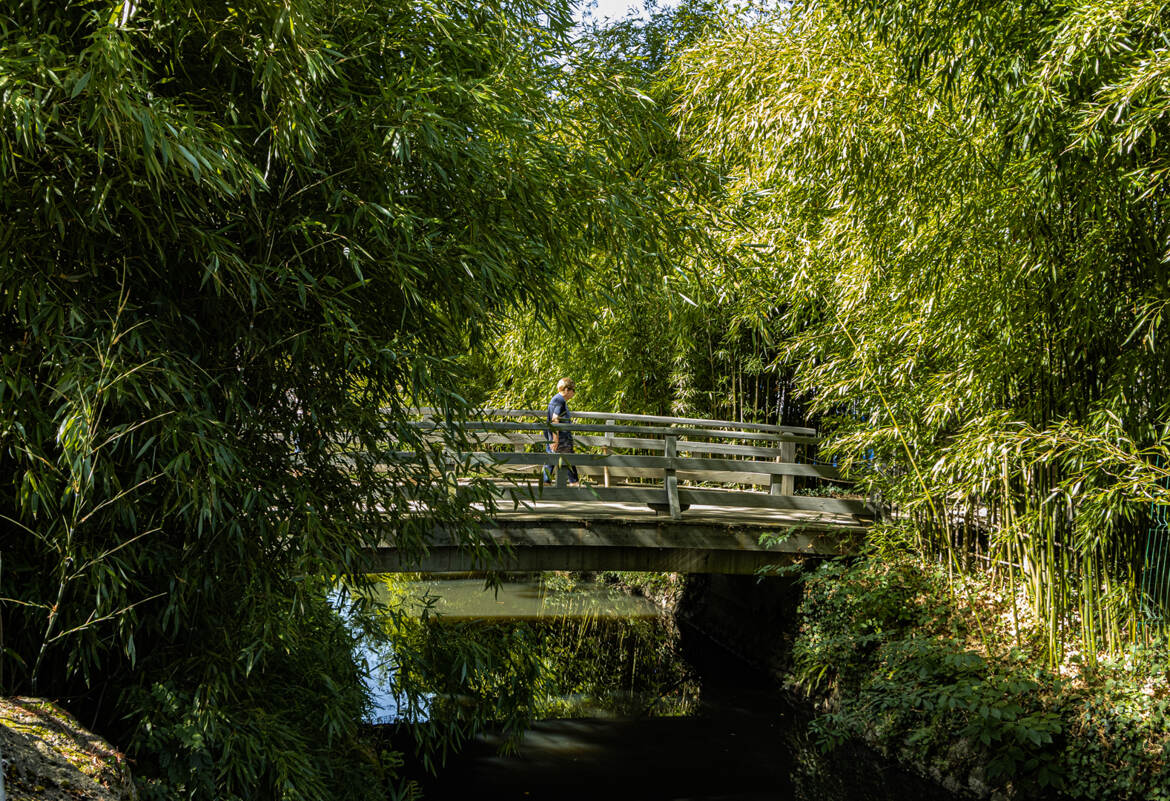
126, 590, 380, 801
1057, 654, 1170, 801
0, 1, 685, 797
669, 0, 1170, 657
599, 569, 683, 603
792, 557, 938, 694
481, 1, 790, 422
857, 640, 1067, 790
793, 554, 1170, 798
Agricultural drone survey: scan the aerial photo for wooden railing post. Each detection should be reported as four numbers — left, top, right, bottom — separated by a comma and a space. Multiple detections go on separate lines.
771, 438, 796, 496
603, 418, 614, 488
665, 434, 680, 519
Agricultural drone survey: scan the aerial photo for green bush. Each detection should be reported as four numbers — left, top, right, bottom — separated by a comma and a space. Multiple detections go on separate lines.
1055, 652, 1170, 801
791, 555, 1169, 798
126, 593, 384, 801
792, 557, 939, 694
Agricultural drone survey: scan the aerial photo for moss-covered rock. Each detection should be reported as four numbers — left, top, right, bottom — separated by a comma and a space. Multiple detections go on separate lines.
1, 697, 136, 801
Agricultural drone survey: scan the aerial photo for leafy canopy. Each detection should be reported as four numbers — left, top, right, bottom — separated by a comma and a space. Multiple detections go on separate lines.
1, 0, 678, 797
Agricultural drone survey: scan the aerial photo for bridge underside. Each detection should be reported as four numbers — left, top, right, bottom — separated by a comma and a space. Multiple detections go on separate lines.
368, 501, 864, 575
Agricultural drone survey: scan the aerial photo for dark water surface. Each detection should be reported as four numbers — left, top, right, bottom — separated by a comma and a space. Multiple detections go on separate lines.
367, 575, 957, 801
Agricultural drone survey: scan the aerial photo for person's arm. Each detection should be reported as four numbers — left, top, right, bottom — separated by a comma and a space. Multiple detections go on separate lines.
550, 411, 560, 449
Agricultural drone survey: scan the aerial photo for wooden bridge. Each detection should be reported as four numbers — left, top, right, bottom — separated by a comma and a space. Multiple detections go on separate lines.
370, 410, 872, 574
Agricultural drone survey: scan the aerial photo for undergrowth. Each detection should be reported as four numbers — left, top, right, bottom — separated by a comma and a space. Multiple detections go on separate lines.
788, 546, 1170, 799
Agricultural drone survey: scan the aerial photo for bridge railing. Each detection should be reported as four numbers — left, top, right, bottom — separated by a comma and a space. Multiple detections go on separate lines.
406, 409, 868, 520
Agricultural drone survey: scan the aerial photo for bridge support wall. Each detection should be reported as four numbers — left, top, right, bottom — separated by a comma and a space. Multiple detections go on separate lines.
676, 572, 808, 675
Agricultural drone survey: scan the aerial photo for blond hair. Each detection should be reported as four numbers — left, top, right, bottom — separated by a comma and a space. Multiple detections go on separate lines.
557, 378, 575, 393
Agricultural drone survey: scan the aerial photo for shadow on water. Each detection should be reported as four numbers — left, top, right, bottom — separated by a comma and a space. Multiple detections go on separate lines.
366, 574, 961, 801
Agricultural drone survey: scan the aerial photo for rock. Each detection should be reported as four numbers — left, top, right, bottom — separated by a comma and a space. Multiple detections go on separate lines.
1, 697, 136, 801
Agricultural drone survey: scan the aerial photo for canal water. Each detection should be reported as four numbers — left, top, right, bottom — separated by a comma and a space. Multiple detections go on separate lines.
363, 574, 958, 801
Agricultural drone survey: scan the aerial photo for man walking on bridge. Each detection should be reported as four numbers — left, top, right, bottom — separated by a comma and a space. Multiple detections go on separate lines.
543, 378, 579, 487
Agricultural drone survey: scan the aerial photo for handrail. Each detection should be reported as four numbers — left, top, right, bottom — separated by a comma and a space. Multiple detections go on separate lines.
409, 419, 816, 444
413, 407, 816, 436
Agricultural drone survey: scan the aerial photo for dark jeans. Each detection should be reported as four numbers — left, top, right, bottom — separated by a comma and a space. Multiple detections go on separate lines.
542, 441, 578, 485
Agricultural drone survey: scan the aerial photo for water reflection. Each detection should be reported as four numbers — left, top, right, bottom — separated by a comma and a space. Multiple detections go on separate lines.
396, 576, 664, 621
368, 574, 700, 725
361, 573, 964, 801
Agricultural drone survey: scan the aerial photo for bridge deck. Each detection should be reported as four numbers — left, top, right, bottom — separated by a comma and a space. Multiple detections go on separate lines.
371, 499, 864, 575
489, 498, 863, 527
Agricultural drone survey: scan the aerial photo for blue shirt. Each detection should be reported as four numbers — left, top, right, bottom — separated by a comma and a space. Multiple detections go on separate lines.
546, 392, 572, 446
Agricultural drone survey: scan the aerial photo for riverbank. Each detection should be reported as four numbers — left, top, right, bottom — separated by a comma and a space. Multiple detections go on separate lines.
601, 559, 1169, 799
784, 552, 1170, 800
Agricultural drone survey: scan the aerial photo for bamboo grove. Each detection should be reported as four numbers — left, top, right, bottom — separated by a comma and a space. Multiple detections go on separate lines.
0, 2, 690, 798
484, 0, 1170, 665
666, 0, 1170, 666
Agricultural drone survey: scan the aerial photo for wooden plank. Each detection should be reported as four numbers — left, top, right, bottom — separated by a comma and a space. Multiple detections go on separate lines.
368, 545, 809, 575
418, 431, 812, 453
495, 485, 667, 505
492, 465, 796, 486
433, 433, 795, 461
489, 485, 869, 516
588, 465, 836, 482
569, 410, 816, 436
380, 460, 843, 486
603, 418, 614, 488
675, 469, 778, 485
676, 488, 868, 516
468, 433, 546, 446
782, 441, 797, 496
772, 439, 797, 497
572, 435, 790, 459
570, 465, 769, 485
394, 521, 857, 552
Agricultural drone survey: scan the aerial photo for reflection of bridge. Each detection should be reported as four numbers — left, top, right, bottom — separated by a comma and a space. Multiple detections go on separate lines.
371, 410, 872, 574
